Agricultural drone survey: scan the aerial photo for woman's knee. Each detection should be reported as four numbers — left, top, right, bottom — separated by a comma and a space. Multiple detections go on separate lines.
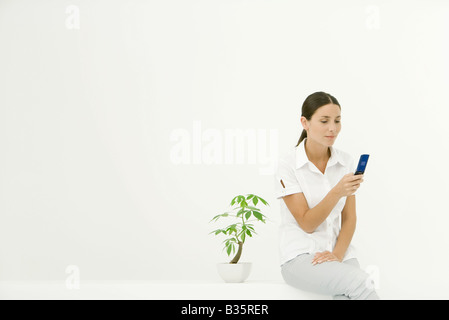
346, 270, 379, 300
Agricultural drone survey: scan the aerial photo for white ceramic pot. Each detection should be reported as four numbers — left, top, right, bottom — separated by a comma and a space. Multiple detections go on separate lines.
216, 262, 252, 283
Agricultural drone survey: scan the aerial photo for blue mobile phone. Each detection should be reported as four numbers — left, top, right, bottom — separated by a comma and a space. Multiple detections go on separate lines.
355, 154, 369, 175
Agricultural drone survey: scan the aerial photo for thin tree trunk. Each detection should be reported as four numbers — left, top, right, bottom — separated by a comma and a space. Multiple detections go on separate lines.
230, 241, 243, 264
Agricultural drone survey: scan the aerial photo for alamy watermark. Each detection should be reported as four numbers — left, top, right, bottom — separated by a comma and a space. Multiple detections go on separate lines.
65, 265, 80, 290
365, 265, 380, 290
169, 120, 279, 175
365, 5, 381, 30
65, 5, 80, 30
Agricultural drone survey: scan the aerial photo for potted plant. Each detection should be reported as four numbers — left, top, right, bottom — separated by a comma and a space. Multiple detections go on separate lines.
209, 194, 269, 283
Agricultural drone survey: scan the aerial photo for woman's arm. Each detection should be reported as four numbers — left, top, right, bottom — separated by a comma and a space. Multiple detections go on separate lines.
282, 189, 341, 233
332, 194, 357, 261
283, 174, 363, 233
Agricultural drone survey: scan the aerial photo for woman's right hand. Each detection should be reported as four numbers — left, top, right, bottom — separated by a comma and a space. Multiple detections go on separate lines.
333, 173, 364, 198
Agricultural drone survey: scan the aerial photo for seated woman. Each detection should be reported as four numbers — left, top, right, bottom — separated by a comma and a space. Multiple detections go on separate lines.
275, 91, 379, 300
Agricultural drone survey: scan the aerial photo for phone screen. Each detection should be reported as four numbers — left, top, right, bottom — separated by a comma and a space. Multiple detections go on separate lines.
355, 154, 369, 175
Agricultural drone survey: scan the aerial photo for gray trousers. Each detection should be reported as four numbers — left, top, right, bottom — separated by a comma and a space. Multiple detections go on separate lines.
281, 254, 380, 300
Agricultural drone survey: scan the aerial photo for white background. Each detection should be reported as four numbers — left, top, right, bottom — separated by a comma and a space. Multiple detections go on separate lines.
1, 0, 449, 299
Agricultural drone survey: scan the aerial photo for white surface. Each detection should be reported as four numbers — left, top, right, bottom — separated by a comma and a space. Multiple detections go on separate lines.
0, 0, 449, 300
0, 280, 330, 300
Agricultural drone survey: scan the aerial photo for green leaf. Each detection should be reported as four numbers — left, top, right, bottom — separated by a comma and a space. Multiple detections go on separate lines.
222, 238, 231, 244
257, 196, 269, 206
245, 211, 251, 220
246, 229, 252, 237
209, 215, 220, 223
252, 211, 265, 222
252, 197, 259, 206
209, 212, 230, 223
246, 206, 261, 211
236, 208, 246, 217
246, 225, 257, 235
209, 229, 223, 235
226, 244, 232, 256
246, 194, 254, 200
225, 224, 238, 235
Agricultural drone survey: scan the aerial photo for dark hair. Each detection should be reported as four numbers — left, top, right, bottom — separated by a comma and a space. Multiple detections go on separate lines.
295, 91, 341, 147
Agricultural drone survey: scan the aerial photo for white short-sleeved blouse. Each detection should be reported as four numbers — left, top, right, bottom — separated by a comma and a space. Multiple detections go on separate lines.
274, 138, 357, 266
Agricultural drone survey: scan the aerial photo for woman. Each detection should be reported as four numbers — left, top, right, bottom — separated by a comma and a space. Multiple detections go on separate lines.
274, 91, 379, 300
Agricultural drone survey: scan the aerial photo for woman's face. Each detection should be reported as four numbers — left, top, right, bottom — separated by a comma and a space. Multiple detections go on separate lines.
301, 103, 341, 147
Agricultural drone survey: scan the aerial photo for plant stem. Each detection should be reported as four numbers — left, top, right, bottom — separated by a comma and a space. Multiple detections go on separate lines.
230, 241, 243, 264
241, 214, 246, 240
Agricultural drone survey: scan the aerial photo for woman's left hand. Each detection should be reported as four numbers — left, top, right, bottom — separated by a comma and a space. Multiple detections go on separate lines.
311, 251, 342, 265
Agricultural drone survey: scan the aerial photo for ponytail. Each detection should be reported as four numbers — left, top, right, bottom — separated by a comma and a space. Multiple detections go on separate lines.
295, 129, 307, 147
